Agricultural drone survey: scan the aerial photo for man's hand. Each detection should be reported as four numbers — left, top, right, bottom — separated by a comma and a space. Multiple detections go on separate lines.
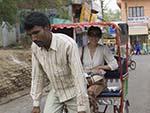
78, 111, 86, 113
31, 106, 40, 113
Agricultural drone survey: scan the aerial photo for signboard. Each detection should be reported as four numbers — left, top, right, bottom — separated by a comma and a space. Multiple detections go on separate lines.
128, 16, 150, 23
129, 25, 148, 35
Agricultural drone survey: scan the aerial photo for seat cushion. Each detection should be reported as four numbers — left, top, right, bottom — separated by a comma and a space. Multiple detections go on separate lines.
98, 86, 121, 97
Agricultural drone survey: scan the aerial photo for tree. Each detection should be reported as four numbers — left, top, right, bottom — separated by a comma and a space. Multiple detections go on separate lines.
0, 0, 18, 25
18, 0, 70, 19
101, 0, 121, 22
0, 0, 70, 25
54, 0, 70, 19
103, 9, 121, 21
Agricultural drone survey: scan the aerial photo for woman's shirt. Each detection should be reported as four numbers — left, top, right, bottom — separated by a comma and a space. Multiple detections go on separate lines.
80, 44, 118, 71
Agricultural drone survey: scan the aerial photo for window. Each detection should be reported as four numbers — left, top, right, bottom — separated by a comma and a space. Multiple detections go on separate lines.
128, 6, 144, 17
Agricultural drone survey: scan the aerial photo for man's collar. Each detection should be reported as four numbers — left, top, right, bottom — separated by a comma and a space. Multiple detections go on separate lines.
49, 33, 57, 51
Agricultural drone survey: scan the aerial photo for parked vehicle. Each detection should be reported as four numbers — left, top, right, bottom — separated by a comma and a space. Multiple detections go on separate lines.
128, 53, 136, 70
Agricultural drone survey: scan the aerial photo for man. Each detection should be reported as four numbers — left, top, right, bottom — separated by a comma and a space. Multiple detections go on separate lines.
24, 12, 90, 113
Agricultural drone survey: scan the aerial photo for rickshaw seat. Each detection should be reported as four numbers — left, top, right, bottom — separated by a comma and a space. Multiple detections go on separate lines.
98, 87, 121, 97
99, 56, 127, 98
104, 56, 127, 79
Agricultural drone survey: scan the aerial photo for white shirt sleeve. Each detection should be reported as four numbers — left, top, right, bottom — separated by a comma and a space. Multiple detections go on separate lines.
103, 45, 118, 70
30, 51, 44, 107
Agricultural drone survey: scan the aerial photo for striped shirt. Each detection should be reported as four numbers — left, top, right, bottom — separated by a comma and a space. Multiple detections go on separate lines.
31, 33, 88, 111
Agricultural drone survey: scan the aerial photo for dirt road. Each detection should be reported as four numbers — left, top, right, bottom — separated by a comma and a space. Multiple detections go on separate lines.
0, 49, 31, 103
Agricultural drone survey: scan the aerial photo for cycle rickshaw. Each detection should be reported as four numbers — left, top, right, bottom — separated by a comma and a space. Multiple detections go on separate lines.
51, 21, 130, 113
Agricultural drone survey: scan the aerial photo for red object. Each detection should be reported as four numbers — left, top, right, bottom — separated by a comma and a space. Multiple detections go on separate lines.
51, 22, 118, 30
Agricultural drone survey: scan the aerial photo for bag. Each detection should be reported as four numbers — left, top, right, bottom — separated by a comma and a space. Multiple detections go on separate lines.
86, 73, 106, 97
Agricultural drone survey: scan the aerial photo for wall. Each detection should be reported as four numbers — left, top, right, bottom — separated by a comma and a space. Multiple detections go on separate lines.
120, 0, 150, 22
0, 22, 17, 47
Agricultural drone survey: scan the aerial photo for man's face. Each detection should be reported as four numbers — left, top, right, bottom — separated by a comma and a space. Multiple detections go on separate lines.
27, 26, 48, 47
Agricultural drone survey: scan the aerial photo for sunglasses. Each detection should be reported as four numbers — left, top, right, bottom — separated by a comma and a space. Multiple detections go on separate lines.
88, 36, 100, 39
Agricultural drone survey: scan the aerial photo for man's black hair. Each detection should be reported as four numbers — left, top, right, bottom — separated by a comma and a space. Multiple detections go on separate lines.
87, 26, 102, 39
24, 12, 50, 31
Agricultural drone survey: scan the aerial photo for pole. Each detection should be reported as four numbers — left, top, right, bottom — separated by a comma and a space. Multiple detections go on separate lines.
125, 0, 128, 22
121, 1, 128, 113
101, 0, 104, 20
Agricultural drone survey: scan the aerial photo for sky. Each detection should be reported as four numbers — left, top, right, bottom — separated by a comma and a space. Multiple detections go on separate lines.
104, 0, 120, 11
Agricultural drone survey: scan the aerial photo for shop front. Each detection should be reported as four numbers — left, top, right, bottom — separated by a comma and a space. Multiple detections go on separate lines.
128, 23, 149, 53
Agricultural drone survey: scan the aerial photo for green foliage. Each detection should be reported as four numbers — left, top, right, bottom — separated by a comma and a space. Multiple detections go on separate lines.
103, 9, 121, 22
56, 7, 70, 19
23, 0, 50, 9
0, 0, 18, 25
0, 0, 71, 25
53, 0, 70, 19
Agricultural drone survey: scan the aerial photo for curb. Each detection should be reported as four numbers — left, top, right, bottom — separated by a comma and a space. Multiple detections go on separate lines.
0, 86, 50, 105
0, 88, 30, 105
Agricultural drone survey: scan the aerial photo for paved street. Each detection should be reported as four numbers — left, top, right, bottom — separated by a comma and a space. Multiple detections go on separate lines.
0, 55, 150, 113
128, 55, 150, 113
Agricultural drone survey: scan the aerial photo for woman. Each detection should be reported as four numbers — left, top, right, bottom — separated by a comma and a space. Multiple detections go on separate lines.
80, 26, 118, 112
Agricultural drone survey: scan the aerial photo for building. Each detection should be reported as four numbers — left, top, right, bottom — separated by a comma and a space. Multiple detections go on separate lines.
117, 0, 150, 51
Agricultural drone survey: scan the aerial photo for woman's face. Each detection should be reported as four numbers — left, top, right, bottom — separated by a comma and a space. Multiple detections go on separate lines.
88, 36, 99, 46
27, 26, 50, 47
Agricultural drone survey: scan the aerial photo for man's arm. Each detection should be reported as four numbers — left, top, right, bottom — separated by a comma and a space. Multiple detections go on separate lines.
67, 42, 89, 112
31, 52, 44, 112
